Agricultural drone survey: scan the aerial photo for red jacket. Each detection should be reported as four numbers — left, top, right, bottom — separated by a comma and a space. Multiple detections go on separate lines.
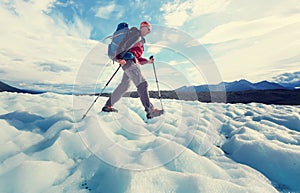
129, 41, 148, 65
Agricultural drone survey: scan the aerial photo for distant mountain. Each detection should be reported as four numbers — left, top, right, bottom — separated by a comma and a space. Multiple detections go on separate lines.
0, 81, 24, 92
177, 79, 290, 92
0, 81, 44, 94
272, 71, 300, 89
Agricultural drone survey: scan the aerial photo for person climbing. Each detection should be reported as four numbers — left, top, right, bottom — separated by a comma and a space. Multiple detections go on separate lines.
102, 21, 164, 119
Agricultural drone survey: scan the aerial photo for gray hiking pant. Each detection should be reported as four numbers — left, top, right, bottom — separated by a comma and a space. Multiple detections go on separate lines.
105, 60, 153, 112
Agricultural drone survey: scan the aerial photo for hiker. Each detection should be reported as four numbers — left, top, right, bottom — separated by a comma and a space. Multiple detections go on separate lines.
102, 21, 164, 119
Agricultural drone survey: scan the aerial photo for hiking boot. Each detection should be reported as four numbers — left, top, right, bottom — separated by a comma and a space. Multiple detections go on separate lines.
102, 106, 118, 112
146, 109, 164, 119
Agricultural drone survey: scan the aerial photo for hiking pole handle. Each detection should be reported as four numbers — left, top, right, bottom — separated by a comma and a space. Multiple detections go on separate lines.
149, 55, 154, 65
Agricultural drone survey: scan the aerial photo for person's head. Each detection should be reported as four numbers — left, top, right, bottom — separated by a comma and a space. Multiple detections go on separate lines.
140, 21, 151, 37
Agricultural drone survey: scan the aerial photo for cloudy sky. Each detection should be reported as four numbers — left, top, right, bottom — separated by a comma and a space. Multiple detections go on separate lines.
0, 0, 299, 92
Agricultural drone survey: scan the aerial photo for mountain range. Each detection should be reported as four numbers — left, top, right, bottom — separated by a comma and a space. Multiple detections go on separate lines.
0, 81, 44, 94
176, 79, 295, 92
1, 80, 300, 105
1, 79, 297, 94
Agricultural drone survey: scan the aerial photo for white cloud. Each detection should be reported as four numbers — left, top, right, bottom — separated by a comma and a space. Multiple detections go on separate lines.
201, 14, 300, 44
160, 0, 230, 27
95, 3, 123, 20
67, 15, 92, 39
146, 45, 163, 55
272, 71, 300, 84
156, 1, 300, 85
0, 0, 97, 85
210, 21, 300, 82
160, 0, 190, 27
95, 4, 115, 19
195, 1, 300, 83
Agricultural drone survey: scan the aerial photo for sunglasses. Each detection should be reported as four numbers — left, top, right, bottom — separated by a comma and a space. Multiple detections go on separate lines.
143, 26, 151, 32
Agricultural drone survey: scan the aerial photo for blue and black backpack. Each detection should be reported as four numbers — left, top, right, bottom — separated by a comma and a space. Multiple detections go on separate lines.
107, 22, 129, 61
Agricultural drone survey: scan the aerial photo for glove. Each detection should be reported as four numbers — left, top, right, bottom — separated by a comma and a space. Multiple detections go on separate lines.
149, 55, 154, 63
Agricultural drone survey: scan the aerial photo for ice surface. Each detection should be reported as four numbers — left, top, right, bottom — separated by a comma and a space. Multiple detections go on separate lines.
0, 92, 299, 193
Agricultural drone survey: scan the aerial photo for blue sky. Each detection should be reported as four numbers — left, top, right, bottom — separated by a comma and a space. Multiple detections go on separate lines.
0, 0, 299, 92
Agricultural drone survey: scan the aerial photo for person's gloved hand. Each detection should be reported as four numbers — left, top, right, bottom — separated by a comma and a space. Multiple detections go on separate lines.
117, 59, 126, 66
149, 55, 154, 63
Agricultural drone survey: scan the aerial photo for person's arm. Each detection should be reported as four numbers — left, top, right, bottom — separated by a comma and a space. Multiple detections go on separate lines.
136, 57, 148, 65
136, 56, 154, 65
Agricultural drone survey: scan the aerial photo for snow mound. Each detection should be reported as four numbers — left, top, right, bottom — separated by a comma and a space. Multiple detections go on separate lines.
0, 92, 300, 193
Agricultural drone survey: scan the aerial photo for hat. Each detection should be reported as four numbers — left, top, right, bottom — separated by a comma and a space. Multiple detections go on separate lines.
140, 21, 151, 28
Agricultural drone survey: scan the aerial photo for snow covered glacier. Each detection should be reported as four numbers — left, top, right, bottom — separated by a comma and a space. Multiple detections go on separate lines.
0, 92, 300, 193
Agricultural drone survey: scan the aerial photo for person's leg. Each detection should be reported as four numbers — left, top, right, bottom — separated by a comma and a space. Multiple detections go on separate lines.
137, 81, 153, 112
123, 60, 153, 112
104, 72, 131, 107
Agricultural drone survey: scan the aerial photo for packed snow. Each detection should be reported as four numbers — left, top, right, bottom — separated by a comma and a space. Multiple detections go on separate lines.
0, 92, 300, 193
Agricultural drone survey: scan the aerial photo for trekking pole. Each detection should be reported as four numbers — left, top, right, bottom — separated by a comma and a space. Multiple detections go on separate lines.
81, 65, 121, 120
150, 56, 164, 110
